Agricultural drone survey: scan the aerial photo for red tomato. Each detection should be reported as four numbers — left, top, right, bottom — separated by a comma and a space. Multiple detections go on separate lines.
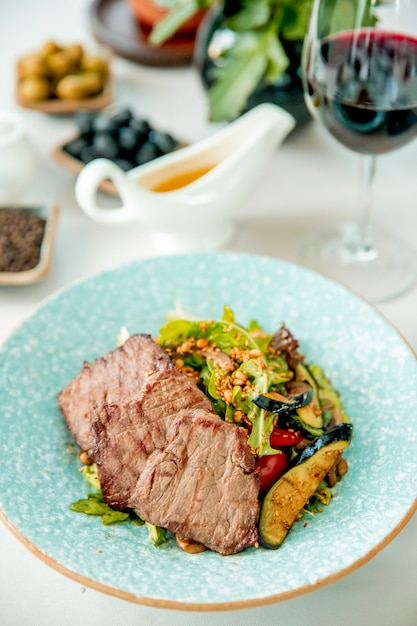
255, 451, 288, 494
270, 427, 304, 448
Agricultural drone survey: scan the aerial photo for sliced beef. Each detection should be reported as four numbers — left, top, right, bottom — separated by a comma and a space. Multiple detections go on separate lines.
58, 333, 260, 555
91, 402, 259, 555
58, 333, 211, 451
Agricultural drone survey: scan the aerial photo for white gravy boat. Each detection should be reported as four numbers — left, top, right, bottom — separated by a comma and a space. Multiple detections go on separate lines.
75, 103, 295, 252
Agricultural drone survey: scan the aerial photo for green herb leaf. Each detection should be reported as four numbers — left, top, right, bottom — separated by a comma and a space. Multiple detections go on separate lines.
158, 306, 292, 456
70, 494, 130, 524
225, 0, 271, 31
221, 304, 236, 323
263, 31, 289, 82
101, 510, 131, 525
145, 522, 168, 547
80, 463, 101, 491
149, 2, 201, 45
281, 0, 314, 41
70, 497, 107, 516
208, 33, 269, 122
158, 319, 204, 346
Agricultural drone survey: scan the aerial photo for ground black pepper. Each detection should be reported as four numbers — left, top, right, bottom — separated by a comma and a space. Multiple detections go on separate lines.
0, 209, 46, 272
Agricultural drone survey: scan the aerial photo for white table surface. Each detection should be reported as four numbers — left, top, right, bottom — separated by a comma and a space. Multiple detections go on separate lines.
1, 1, 417, 624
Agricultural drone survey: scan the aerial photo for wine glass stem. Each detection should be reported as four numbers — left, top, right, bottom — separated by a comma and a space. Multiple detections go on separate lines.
357, 154, 378, 261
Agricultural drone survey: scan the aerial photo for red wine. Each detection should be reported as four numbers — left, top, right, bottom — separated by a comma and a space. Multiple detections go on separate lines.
306, 30, 417, 154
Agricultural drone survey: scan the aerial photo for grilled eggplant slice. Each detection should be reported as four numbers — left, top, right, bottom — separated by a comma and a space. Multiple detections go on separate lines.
252, 381, 313, 414
294, 363, 324, 432
296, 423, 352, 465
258, 424, 353, 549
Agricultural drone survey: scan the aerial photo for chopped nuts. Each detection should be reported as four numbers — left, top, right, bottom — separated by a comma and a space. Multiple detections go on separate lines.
337, 457, 348, 477
233, 410, 244, 423
178, 339, 194, 353
78, 451, 92, 465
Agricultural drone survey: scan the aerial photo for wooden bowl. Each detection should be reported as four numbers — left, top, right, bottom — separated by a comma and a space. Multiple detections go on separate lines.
52, 142, 118, 194
16, 79, 114, 115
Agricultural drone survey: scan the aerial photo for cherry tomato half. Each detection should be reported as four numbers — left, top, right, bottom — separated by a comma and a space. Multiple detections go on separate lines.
270, 427, 304, 449
255, 451, 288, 494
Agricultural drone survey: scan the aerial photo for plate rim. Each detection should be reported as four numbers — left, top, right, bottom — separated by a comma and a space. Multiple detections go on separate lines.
1, 497, 416, 611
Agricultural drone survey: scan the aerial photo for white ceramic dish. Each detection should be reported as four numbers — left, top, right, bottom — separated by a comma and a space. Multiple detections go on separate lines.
0, 252, 416, 610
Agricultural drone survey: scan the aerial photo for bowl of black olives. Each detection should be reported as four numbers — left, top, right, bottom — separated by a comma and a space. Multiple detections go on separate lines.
53, 107, 185, 194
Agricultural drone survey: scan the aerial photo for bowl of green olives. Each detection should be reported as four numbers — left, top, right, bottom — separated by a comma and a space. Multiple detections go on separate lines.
16, 40, 113, 114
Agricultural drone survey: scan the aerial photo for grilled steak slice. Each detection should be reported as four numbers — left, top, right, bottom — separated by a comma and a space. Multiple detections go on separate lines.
91, 401, 260, 555
58, 334, 211, 452
59, 333, 259, 555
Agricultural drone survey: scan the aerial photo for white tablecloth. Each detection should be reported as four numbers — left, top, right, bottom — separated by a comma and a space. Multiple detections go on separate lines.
1, 1, 417, 624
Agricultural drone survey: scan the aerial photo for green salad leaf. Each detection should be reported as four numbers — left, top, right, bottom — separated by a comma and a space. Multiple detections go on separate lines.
145, 522, 168, 547
80, 463, 101, 491
70, 493, 131, 525
72, 466, 169, 545
158, 304, 295, 457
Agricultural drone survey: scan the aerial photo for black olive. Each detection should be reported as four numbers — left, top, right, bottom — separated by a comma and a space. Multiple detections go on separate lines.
79, 144, 102, 164
92, 113, 118, 134
93, 132, 120, 159
148, 130, 178, 154
74, 111, 96, 136
118, 126, 141, 153
66, 107, 182, 170
113, 157, 134, 171
129, 118, 151, 139
64, 137, 89, 159
135, 141, 161, 165
110, 108, 133, 128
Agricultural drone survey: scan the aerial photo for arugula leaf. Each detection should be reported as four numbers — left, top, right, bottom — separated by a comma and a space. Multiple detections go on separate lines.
221, 303, 236, 323
158, 319, 205, 345
145, 522, 168, 547
70, 493, 131, 525
158, 306, 291, 456
74, 467, 168, 544
80, 463, 101, 491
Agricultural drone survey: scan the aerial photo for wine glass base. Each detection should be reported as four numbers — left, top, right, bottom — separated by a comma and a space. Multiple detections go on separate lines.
299, 222, 417, 303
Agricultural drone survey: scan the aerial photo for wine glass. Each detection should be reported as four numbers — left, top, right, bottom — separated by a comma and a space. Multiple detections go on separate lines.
301, 0, 417, 302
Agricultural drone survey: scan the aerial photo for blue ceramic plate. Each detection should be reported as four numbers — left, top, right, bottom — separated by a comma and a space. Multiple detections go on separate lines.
0, 252, 416, 610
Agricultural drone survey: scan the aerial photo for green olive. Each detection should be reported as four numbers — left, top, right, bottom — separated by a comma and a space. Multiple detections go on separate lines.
64, 44, 84, 65
45, 50, 75, 78
40, 40, 61, 57
17, 54, 47, 79
80, 54, 109, 77
18, 76, 51, 102
55, 71, 103, 100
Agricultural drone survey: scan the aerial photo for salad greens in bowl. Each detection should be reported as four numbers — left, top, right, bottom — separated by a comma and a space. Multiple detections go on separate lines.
0, 252, 416, 610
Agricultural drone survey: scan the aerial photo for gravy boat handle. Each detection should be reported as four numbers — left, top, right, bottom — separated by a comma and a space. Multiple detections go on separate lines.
75, 159, 138, 224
